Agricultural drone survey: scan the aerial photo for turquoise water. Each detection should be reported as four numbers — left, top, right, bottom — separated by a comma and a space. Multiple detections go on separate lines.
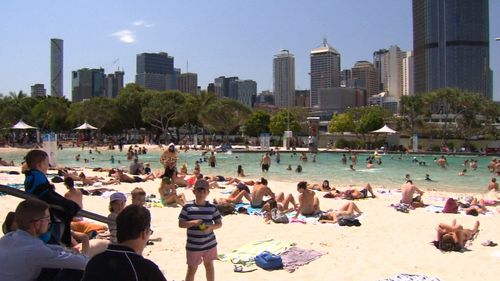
1, 148, 495, 193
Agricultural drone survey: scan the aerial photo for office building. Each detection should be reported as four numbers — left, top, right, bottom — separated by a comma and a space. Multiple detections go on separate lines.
177, 73, 198, 94
351, 61, 379, 97
50, 38, 63, 97
135, 52, 176, 91
295, 90, 310, 107
72, 68, 105, 102
373, 49, 389, 92
310, 39, 341, 107
368, 92, 399, 114
386, 45, 404, 101
402, 51, 414, 96
30, 84, 46, 97
105, 70, 124, 98
235, 80, 257, 107
214, 76, 239, 98
207, 83, 215, 93
273, 51, 295, 108
255, 90, 274, 107
413, 0, 491, 98
315, 87, 367, 120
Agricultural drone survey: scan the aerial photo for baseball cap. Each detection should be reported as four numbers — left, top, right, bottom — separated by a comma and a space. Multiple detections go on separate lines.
110, 192, 127, 202
194, 179, 209, 190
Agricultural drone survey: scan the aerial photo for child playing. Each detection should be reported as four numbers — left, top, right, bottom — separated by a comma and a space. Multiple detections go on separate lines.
23, 149, 81, 247
178, 179, 222, 281
107, 192, 127, 243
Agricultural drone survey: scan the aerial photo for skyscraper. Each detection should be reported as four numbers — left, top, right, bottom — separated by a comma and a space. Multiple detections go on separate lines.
177, 73, 198, 94
135, 52, 176, 91
50, 38, 63, 97
273, 51, 295, 108
310, 39, 341, 107
351, 61, 379, 97
72, 68, 106, 102
413, 0, 491, 98
105, 70, 125, 98
373, 49, 389, 92
402, 51, 414, 96
235, 80, 257, 108
386, 45, 404, 101
30, 84, 46, 97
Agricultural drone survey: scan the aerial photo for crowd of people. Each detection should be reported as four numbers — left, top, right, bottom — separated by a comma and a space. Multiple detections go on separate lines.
0, 145, 498, 281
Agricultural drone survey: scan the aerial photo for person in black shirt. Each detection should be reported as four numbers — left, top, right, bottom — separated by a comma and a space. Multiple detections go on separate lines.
81, 205, 167, 281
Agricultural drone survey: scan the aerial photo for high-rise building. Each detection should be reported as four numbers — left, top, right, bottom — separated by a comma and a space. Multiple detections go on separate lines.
235, 80, 257, 108
273, 51, 295, 108
207, 83, 215, 93
386, 45, 404, 101
351, 61, 379, 97
310, 39, 341, 107
413, 0, 491, 98
72, 68, 106, 102
105, 71, 124, 98
295, 90, 310, 107
135, 52, 176, 91
50, 38, 63, 97
30, 84, 46, 97
213, 76, 239, 98
177, 73, 198, 94
340, 69, 352, 88
373, 49, 389, 92
402, 51, 414, 96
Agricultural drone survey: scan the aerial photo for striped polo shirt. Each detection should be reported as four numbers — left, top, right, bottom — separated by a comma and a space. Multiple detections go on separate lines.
178, 200, 222, 251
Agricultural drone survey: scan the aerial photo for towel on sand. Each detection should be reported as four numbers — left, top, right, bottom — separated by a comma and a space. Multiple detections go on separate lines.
281, 247, 327, 273
235, 203, 263, 215
378, 273, 441, 281
219, 238, 293, 266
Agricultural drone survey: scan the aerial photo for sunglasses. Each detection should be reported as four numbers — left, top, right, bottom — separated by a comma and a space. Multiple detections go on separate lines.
32, 215, 51, 223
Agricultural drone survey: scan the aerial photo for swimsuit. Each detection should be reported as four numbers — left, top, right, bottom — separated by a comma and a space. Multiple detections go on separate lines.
360, 188, 368, 198
251, 202, 264, 208
261, 164, 269, 171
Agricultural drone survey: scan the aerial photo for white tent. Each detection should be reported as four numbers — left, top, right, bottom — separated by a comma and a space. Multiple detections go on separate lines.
74, 122, 98, 130
371, 124, 397, 134
11, 120, 37, 129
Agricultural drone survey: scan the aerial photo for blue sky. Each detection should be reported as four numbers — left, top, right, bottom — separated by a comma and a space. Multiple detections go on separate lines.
0, 0, 499, 101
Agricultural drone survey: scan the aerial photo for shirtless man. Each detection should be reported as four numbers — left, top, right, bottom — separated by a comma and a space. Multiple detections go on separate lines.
437, 155, 448, 168
160, 143, 178, 178
260, 152, 271, 172
401, 180, 425, 207
342, 183, 376, 200
495, 161, 500, 175
487, 159, 496, 172
250, 178, 275, 209
318, 202, 362, 224
295, 181, 320, 217
488, 178, 498, 192
64, 177, 83, 209
114, 169, 154, 183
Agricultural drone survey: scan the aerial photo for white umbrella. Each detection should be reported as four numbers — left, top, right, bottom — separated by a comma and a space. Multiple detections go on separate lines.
11, 120, 37, 129
74, 122, 98, 130
371, 124, 397, 134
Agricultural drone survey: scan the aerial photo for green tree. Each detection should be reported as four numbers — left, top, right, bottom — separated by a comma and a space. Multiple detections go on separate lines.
268, 109, 300, 137
141, 91, 186, 141
399, 95, 428, 135
31, 96, 70, 131
66, 97, 119, 132
328, 112, 355, 133
243, 111, 271, 137
200, 98, 252, 136
115, 83, 147, 129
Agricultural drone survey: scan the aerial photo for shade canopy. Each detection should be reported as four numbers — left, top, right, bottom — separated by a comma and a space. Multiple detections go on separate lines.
11, 120, 37, 130
74, 122, 98, 130
371, 124, 397, 134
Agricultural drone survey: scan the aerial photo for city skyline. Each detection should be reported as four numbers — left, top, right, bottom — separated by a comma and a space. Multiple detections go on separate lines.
0, 0, 499, 100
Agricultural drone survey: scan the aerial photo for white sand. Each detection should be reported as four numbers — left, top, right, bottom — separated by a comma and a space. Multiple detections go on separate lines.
0, 165, 499, 281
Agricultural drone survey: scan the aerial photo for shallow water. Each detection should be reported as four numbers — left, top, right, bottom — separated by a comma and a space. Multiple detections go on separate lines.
1, 148, 495, 193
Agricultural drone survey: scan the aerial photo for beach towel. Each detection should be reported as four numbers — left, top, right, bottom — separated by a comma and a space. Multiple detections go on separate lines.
280, 247, 327, 273
424, 205, 444, 213
219, 238, 294, 266
378, 273, 441, 281
235, 203, 263, 216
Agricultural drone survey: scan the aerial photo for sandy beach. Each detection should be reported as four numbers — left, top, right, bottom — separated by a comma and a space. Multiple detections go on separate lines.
1, 160, 499, 281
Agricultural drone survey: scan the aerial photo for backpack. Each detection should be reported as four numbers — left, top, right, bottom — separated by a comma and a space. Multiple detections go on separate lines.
271, 208, 289, 224
254, 251, 283, 270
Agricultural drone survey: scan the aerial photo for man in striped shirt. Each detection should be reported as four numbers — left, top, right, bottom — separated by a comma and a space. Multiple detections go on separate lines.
179, 179, 222, 281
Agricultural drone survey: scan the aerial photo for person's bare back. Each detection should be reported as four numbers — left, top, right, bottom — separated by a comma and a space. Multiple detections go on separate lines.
401, 181, 424, 205
65, 188, 83, 209
251, 179, 274, 208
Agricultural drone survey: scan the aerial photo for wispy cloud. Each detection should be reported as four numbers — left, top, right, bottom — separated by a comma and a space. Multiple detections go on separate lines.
111, 29, 135, 43
133, 20, 154, 28
132, 20, 145, 26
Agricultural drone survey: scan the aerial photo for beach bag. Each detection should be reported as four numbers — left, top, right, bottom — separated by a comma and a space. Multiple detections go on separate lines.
442, 198, 458, 214
255, 251, 283, 270
271, 208, 289, 224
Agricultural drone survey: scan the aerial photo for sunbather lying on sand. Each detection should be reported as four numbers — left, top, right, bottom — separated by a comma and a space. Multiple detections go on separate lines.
318, 202, 362, 224
342, 183, 376, 200
213, 182, 252, 204
436, 219, 479, 251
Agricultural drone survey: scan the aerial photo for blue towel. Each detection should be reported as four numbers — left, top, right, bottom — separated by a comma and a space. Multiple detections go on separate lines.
235, 203, 263, 215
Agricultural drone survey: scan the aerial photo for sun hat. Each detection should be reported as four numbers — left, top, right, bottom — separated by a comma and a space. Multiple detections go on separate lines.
110, 192, 127, 202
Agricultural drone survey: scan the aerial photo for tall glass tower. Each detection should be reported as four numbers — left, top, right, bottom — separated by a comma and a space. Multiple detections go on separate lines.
412, 0, 491, 98
50, 38, 63, 97
273, 51, 295, 108
310, 39, 341, 108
